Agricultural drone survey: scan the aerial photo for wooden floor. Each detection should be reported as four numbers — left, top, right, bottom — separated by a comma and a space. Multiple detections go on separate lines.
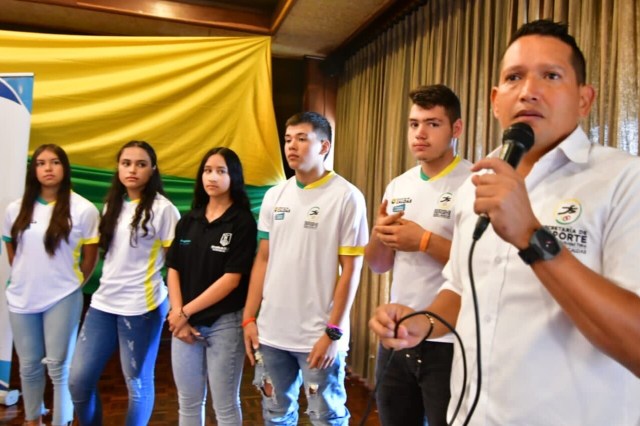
0, 333, 380, 425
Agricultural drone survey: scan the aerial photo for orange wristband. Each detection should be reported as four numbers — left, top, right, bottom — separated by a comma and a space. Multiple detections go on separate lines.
242, 317, 256, 328
419, 231, 432, 252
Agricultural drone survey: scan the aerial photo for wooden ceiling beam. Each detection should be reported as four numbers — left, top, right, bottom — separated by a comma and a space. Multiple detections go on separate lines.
269, 0, 296, 33
20, 0, 273, 34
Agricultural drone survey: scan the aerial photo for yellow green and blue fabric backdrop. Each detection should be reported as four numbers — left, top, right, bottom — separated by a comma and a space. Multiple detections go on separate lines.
1, 29, 285, 291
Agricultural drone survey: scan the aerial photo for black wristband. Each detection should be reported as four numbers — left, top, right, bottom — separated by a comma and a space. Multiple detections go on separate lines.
325, 326, 343, 341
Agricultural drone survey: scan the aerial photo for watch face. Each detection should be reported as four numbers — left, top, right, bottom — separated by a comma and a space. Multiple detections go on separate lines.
534, 228, 561, 260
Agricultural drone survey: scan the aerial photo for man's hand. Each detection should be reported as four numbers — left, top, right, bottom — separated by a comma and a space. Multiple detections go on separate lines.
471, 158, 540, 249
243, 322, 260, 366
307, 334, 339, 369
373, 200, 403, 227
369, 303, 430, 350
375, 217, 425, 251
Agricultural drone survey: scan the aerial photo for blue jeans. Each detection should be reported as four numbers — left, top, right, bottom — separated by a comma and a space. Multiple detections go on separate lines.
9, 288, 82, 425
375, 342, 453, 426
171, 310, 244, 426
69, 298, 169, 426
253, 344, 349, 426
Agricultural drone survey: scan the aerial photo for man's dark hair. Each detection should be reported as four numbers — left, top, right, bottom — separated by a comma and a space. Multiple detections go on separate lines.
409, 84, 461, 126
508, 19, 586, 85
285, 112, 332, 142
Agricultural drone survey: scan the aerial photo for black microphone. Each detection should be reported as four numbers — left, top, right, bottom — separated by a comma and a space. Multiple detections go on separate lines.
472, 122, 535, 241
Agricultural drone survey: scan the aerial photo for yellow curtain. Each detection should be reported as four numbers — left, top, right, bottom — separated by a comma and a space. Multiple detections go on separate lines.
335, 0, 639, 383
0, 30, 285, 186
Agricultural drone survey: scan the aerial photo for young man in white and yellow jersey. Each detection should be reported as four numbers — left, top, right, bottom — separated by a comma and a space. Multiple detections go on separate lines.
365, 85, 471, 426
243, 112, 368, 425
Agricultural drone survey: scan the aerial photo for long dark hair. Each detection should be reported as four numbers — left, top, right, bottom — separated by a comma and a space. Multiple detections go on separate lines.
192, 147, 250, 211
11, 144, 72, 256
98, 140, 165, 253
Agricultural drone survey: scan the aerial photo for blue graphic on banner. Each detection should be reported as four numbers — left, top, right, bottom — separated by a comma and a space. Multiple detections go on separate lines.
0, 76, 34, 113
0, 361, 9, 390
1, 73, 34, 401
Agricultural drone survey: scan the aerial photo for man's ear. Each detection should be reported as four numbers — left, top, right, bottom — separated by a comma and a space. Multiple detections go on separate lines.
578, 84, 596, 118
452, 118, 463, 138
320, 139, 331, 156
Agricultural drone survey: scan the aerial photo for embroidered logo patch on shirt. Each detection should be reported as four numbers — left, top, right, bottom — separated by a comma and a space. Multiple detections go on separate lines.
433, 192, 454, 219
304, 206, 320, 229
220, 233, 232, 246
555, 199, 582, 225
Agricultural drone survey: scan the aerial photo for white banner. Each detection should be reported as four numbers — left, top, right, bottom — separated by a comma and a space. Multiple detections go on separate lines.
0, 73, 33, 396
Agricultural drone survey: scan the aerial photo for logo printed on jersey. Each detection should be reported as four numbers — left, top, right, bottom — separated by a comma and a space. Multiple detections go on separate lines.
179, 239, 191, 246
391, 197, 412, 205
433, 192, 454, 219
304, 206, 320, 229
220, 233, 232, 246
273, 206, 290, 221
555, 199, 582, 225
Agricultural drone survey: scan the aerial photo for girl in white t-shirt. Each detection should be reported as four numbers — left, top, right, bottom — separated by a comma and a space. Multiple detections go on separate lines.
2, 144, 100, 426
68, 141, 179, 426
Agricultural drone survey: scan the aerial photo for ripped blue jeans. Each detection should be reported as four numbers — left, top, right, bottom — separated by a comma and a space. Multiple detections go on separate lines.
69, 298, 168, 426
253, 344, 349, 426
9, 288, 82, 425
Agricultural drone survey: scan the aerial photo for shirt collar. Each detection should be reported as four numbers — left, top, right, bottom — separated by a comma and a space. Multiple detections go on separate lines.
487, 125, 591, 165
554, 126, 591, 164
296, 170, 335, 189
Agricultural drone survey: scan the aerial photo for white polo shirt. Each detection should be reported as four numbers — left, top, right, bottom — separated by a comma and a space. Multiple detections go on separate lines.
91, 194, 179, 316
384, 156, 471, 343
441, 127, 640, 425
256, 172, 369, 353
2, 192, 100, 314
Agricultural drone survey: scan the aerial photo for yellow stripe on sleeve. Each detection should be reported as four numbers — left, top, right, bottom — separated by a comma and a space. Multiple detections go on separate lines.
144, 239, 163, 310
338, 246, 365, 256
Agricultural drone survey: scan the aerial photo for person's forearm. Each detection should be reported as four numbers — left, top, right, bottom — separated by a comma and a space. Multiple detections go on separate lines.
244, 239, 269, 321
532, 248, 640, 376
364, 232, 394, 273
328, 255, 363, 328
423, 233, 452, 265
80, 244, 98, 284
421, 289, 461, 339
167, 268, 184, 310
183, 273, 241, 317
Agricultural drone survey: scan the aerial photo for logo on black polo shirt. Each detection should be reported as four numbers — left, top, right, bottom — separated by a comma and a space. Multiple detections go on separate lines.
304, 206, 320, 229
211, 233, 232, 253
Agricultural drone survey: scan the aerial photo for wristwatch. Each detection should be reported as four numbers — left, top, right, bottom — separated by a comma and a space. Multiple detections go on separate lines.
325, 325, 343, 341
518, 227, 561, 265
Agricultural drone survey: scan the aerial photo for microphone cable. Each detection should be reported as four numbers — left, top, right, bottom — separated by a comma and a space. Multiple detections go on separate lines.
459, 238, 482, 425
358, 310, 468, 426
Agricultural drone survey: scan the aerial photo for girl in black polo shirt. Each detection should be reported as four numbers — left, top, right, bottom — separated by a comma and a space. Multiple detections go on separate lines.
166, 147, 257, 425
